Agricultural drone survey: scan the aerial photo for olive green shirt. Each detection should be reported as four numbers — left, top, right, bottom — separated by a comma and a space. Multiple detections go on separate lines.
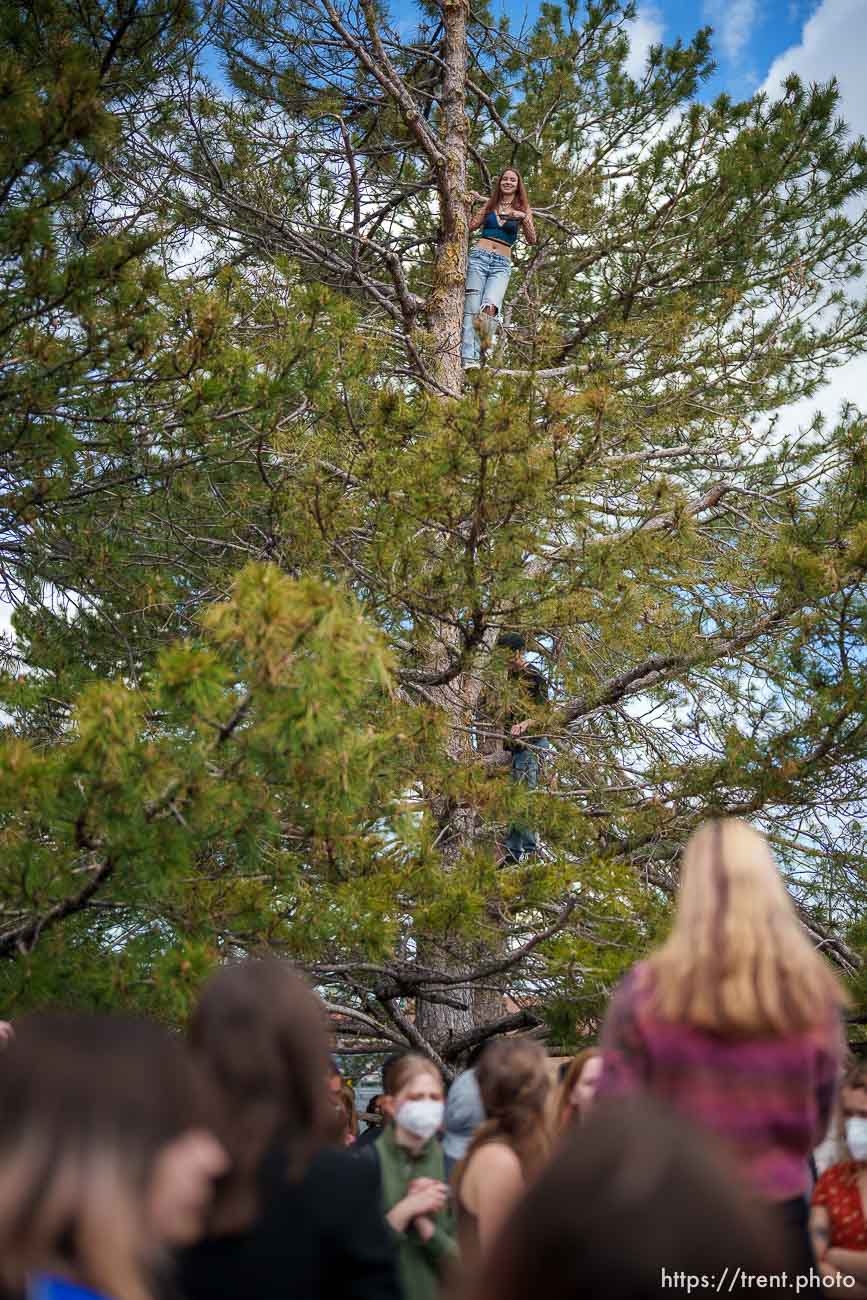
376, 1126, 457, 1300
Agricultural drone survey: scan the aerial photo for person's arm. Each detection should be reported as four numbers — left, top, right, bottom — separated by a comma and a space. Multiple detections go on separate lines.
595, 969, 653, 1098
335, 1154, 403, 1300
468, 192, 488, 233
509, 668, 548, 737
414, 1212, 458, 1263
403, 1178, 457, 1263
386, 1183, 444, 1234
809, 1204, 832, 1265
807, 1173, 867, 1294
464, 1144, 524, 1252
826, 1248, 867, 1287
520, 209, 537, 245
813, 1015, 845, 1146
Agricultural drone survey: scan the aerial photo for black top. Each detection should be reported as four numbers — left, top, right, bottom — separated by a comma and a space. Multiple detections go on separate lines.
177, 1145, 401, 1300
354, 1123, 383, 1151
504, 663, 548, 750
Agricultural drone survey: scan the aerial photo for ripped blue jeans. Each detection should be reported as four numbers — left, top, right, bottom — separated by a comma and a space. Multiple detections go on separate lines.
462, 246, 512, 364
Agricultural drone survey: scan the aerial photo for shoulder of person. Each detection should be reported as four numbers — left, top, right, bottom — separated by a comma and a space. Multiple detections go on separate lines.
605, 961, 653, 1022
624, 960, 653, 994
808, 1002, 847, 1052
300, 1144, 381, 1202
467, 1141, 521, 1177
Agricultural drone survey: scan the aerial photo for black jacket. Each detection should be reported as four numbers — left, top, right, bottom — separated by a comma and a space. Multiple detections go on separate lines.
177, 1144, 401, 1300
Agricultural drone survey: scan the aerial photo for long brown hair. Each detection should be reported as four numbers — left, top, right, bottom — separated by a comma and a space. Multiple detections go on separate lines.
451, 1099, 788, 1300
645, 818, 848, 1036
555, 1048, 600, 1132
0, 1013, 214, 1300
457, 1039, 550, 1190
189, 959, 333, 1235
340, 1081, 359, 1140
482, 168, 531, 217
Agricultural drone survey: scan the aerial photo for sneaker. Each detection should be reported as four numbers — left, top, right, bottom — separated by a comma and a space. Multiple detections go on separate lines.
463, 359, 480, 370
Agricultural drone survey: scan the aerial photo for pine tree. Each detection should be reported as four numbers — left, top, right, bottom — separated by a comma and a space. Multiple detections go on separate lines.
3, 0, 867, 1058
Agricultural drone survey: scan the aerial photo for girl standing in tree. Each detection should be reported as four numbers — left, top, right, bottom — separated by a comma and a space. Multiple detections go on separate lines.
463, 170, 537, 369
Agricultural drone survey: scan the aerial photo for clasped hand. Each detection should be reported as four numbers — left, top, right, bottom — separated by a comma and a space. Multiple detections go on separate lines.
387, 1176, 449, 1239
407, 1177, 448, 1242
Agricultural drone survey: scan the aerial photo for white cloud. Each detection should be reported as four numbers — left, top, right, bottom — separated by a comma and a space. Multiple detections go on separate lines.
704, 0, 758, 63
761, 0, 867, 125
624, 4, 665, 81
760, 0, 867, 433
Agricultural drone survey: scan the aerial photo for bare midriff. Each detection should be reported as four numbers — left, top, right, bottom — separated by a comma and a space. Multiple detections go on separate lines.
475, 237, 513, 257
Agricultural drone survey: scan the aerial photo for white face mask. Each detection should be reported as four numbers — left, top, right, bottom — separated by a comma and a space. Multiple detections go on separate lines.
846, 1117, 867, 1161
397, 1099, 444, 1140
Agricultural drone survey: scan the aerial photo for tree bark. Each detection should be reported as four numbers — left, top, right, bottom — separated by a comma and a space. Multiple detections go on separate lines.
415, 622, 505, 1050
424, 0, 469, 395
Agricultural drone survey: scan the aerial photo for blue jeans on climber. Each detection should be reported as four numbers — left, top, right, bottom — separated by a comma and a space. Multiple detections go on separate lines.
462, 247, 512, 365
504, 738, 551, 863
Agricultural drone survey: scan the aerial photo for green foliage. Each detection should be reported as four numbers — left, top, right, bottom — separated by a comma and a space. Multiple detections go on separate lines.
0, 564, 414, 1015
2, 0, 867, 1052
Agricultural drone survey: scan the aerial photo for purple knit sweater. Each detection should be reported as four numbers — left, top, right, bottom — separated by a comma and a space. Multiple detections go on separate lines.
597, 963, 842, 1201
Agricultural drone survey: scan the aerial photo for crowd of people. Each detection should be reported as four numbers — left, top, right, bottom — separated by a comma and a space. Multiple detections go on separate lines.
0, 816, 863, 1298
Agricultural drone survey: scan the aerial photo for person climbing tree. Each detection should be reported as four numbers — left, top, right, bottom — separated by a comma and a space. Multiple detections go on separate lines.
462, 170, 537, 369
495, 633, 550, 863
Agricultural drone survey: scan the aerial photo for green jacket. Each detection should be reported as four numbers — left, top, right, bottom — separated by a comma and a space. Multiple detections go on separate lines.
375, 1126, 457, 1300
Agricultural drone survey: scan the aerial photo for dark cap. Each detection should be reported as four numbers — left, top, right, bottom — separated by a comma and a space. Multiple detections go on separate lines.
496, 632, 526, 651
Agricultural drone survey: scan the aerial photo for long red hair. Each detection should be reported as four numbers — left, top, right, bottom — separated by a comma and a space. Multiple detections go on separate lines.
555, 1048, 599, 1132
482, 168, 531, 217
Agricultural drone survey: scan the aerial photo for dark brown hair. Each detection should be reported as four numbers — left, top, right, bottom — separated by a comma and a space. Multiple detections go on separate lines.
189, 959, 333, 1234
0, 1013, 213, 1300
482, 168, 531, 217
458, 1039, 550, 1188
453, 1099, 789, 1300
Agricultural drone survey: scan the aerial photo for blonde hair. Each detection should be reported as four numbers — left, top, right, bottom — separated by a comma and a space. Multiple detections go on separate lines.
644, 818, 848, 1037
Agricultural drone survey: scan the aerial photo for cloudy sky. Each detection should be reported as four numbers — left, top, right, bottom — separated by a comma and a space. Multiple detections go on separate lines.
618, 0, 867, 436
624, 0, 856, 100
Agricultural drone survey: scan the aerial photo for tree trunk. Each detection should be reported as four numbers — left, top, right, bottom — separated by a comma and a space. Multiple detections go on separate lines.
425, 0, 469, 395
415, 623, 505, 1053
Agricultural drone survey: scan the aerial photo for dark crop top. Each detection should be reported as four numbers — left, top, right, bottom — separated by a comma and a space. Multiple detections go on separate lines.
478, 209, 520, 248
